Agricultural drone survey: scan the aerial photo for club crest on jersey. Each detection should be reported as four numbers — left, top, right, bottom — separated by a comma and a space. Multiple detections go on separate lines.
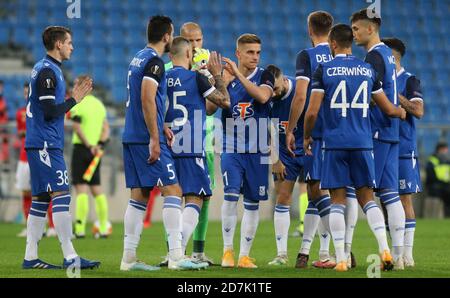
39, 149, 51, 168
232, 103, 254, 119
259, 186, 266, 196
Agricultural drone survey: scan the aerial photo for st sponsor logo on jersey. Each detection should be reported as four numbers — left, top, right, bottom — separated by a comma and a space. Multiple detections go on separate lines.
232, 102, 254, 119
278, 121, 289, 134
278, 121, 297, 134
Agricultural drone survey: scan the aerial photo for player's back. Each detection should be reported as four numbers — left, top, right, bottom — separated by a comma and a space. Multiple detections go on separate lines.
366, 43, 399, 143
26, 56, 66, 149
122, 47, 166, 144
222, 67, 272, 154
313, 54, 380, 150
270, 76, 303, 155
165, 66, 209, 157
397, 68, 422, 158
297, 43, 333, 139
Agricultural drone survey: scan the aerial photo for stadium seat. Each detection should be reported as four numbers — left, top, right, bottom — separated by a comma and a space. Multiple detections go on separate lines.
0, 27, 9, 44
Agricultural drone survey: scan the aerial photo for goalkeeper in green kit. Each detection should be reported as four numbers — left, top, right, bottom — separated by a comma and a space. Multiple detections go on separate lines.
160, 22, 217, 266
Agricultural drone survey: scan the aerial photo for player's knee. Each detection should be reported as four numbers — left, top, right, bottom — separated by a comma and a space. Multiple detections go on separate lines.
307, 181, 324, 200
90, 185, 103, 197
162, 183, 182, 198
276, 189, 291, 205
186, 195, 203, 207
400, 195, 415, 218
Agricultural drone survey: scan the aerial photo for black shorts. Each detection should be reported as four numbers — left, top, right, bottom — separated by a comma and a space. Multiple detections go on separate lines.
71, 144, 101, 185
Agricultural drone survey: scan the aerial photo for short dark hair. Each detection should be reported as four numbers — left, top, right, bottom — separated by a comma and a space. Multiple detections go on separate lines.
436, 141, 449, 153
147, 15, 173, 43
308, 11, 334, 36
23, 82, 29, 88
265, 64, 282, 79
350, 8, 381, 28
329, 24, 354, 48
170, 36, 190, 56
381, 37, 406, 57
42, 26, 72, 51
0, 80, 4, 85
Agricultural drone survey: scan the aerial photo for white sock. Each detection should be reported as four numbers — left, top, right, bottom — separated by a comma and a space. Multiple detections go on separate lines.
404, 219, 416, 260
163, 196, 183, 261
122, 199, 146, 263
181, 203, 201, 253
378, 191, 405, 260
274, 204, 290, 256
345, 187, 358, 257
222, 196, 238, 252
52, 194, 77, 260
317, 220, 330, 259
329, 204, 346, 263
24, 201, 49, 260
239, 201, 260, 258
363, 201, 390, 253
300, 202, 320, 255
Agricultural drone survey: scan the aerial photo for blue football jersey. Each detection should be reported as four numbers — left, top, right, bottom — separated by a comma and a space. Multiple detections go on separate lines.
397, 68, 423, 158
311, 54, 382, 150
221, 67, 274, 154
270, 76, 304, 155
122, 47, 167, 144
165, 66, 215, 158
26, 55, 66, 149
365, 43, 399, 143
295, 43, 333, 139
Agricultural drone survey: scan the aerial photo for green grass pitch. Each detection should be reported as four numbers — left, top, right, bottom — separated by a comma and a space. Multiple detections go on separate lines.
1, 219, 449, 278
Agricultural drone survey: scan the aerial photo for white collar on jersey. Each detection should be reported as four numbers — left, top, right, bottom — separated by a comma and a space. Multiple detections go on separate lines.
281, 78, 293, 100
247, 67, 259, 80
368, 42, 385, 52
397, 67, 406, 77
315, 42, 329, 47
334, 54, 349, 58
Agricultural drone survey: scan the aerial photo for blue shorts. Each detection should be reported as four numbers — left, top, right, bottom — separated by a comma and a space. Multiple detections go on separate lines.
273, 149, 304, 182
123, 143, 178, 189
321, 149, 376, 190
304, 139, 322, 181
373, 140, 399, 190
399, 157, 422, 195
174, 157, 212, 197
221, 153, 269, 201
26, 149, 70, 196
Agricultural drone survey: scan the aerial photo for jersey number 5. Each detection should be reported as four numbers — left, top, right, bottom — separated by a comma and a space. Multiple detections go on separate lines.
172, 91, 188, 127
330, 80, 369, 117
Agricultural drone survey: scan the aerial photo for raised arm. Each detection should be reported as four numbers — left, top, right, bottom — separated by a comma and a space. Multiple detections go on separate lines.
222, 57, 274, 104
203, 51, 230, 115
38, 69, 91, 121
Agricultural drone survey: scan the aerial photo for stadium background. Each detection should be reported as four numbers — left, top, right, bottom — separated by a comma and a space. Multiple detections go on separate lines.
0, 0, 448, 222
